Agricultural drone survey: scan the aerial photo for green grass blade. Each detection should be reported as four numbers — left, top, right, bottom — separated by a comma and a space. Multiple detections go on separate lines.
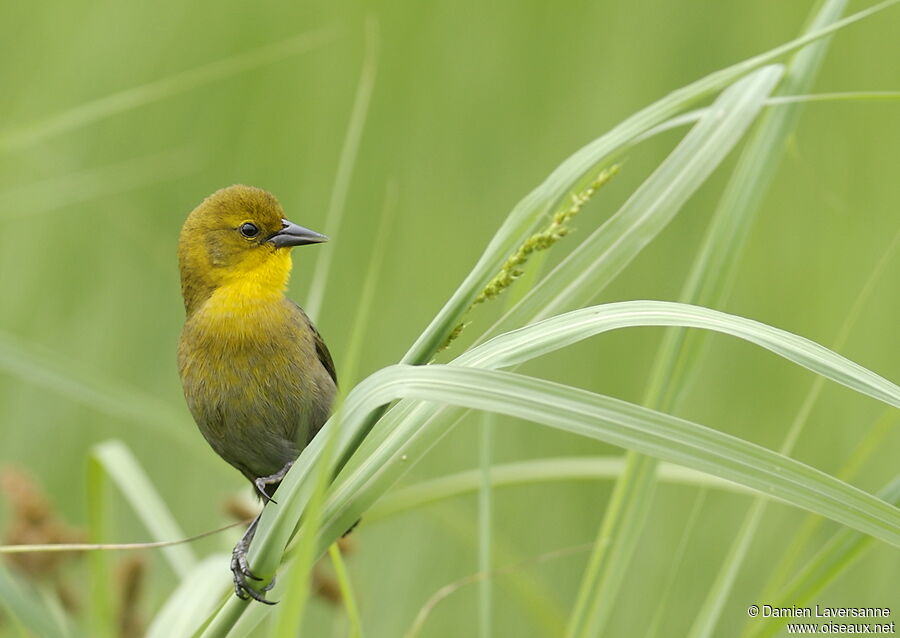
0, 29, 334, 152
687, 498, 768, 638
564, 454, 656, 638
194, 599, 249, 638
749, 410, 898, 624
270, 442, 331, 637
768, 90, 900, 104
0, 566, 74, 638
146, 555, 230, 638
300, 298, 896, 550
91, 440, 196, 577
459, 301, 899, 408
86, 452, 113, 637
745, 475, 900, 638
401, 0, 898, 366
366, 457, 751, 524
644, 492, 709, 638
638, 91, 900, 141
316, 299, 899, 568
478, 412, 494, 638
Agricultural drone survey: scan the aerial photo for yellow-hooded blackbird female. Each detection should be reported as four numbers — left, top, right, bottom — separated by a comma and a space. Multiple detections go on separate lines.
177, 185, 336, 603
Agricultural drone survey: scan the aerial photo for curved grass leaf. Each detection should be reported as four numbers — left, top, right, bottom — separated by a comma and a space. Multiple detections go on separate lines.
320, 301, 899, 554
321, 301, 899, 556
197, 296, 900, 635
366, 456, 753, 524
459, 301, 898, 408
328, 365, 900, 547
344, 298, 898, 505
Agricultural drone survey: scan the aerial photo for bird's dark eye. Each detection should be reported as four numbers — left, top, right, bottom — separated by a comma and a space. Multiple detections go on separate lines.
239, 222, 259, 238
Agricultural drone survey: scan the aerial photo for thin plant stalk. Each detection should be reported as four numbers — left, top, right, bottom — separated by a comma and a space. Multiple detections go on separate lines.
305, 17, 379, 322
366, 457, 753, 524
478, 412, 494, 638
329, 542, 363, 638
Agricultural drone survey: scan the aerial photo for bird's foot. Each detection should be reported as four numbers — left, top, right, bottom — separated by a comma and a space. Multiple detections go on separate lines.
231, 515, 277, 604
253, 460, 295, 504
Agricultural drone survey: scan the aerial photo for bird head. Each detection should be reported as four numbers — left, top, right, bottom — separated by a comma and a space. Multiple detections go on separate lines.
178, 185, 327, 314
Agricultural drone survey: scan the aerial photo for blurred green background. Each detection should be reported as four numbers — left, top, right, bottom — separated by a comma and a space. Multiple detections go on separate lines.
0, 0, 897, 636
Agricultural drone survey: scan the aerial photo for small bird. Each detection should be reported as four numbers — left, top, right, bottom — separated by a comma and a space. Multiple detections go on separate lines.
177, 185, 336, 603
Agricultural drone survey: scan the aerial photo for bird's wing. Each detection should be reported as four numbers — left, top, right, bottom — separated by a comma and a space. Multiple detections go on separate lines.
312, 324, 337, 386
291, 301, 337, 385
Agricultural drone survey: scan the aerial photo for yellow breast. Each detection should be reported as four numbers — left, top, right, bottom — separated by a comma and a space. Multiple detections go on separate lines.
193, 249, 295, 341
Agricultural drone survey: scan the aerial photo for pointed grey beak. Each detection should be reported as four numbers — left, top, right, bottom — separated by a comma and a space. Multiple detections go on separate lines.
266, 219, 328, 248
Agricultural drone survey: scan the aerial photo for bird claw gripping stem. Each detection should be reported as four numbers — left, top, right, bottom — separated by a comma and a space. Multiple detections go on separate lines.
231, 514, 277, 604
233, 462, 294, 603
253, 460, 294, 504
